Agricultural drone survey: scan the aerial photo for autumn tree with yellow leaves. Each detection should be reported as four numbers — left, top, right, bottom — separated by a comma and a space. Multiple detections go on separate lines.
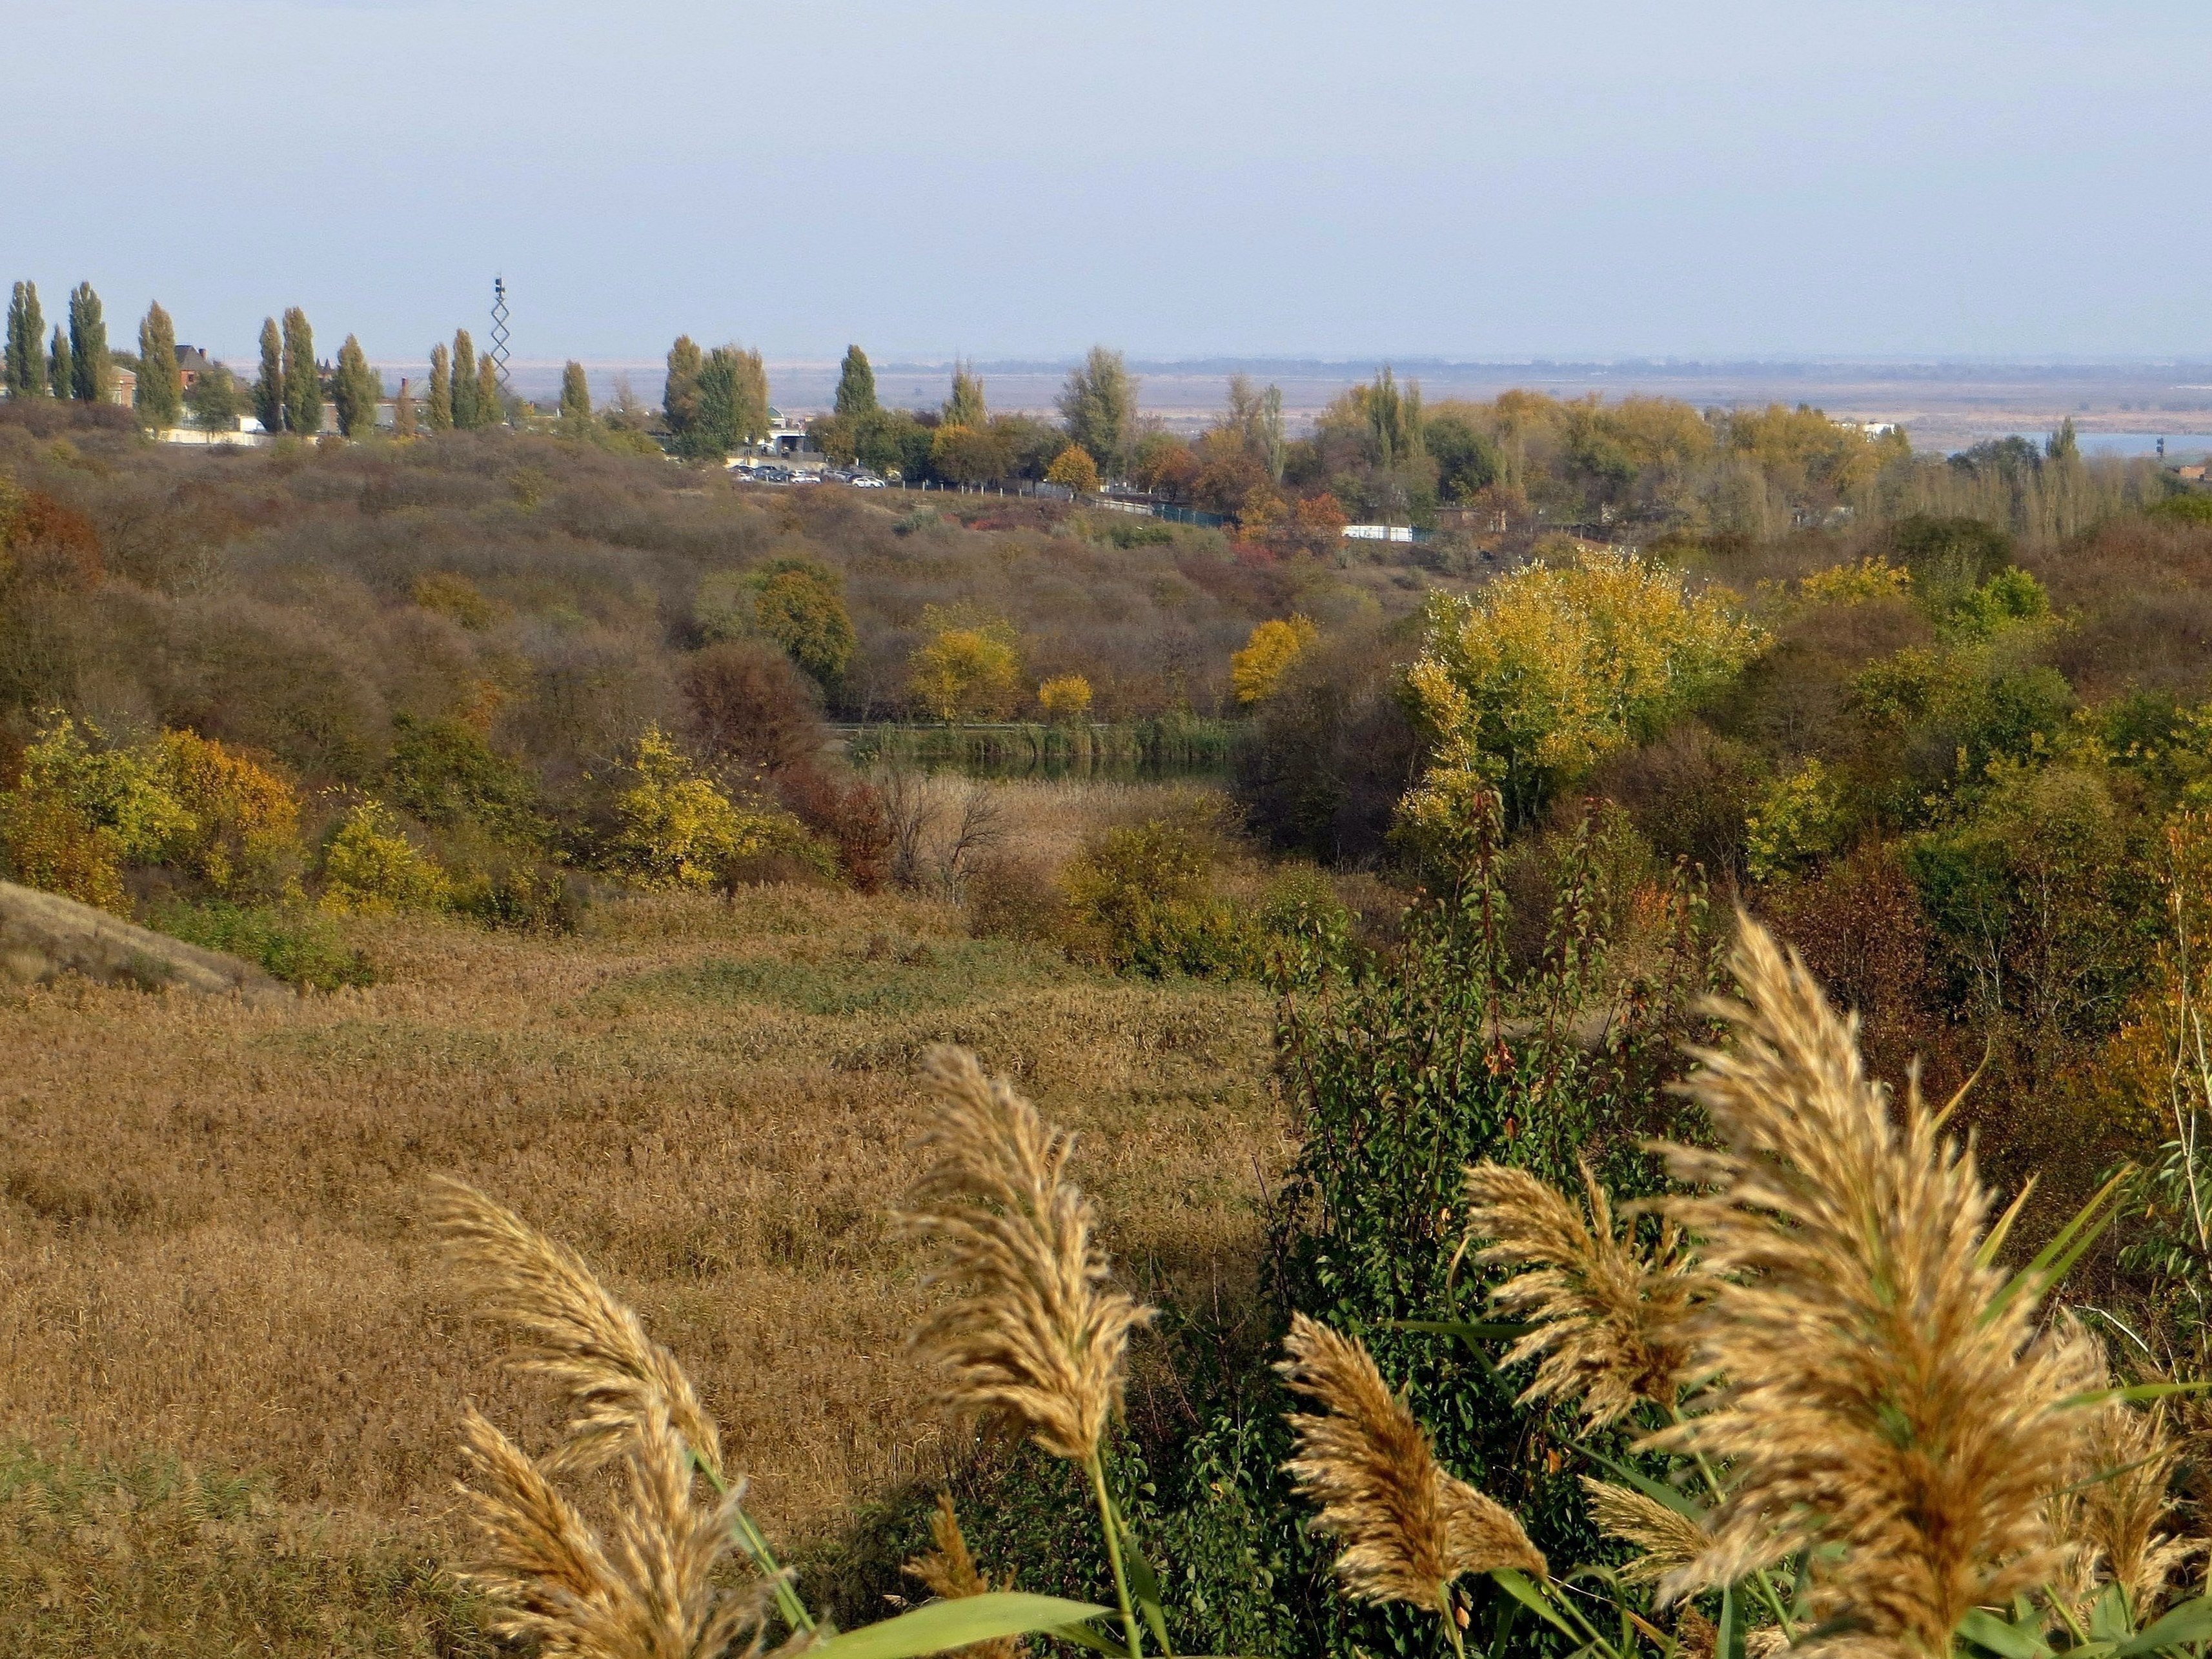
1230, 616, 1319, 705
1400, 547, 1764, 836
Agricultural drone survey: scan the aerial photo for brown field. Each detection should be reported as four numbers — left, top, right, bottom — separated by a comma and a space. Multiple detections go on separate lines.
0, 837, 1287, 1643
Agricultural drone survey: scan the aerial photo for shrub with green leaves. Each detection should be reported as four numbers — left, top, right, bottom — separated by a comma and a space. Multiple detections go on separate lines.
151, 898, 374, 990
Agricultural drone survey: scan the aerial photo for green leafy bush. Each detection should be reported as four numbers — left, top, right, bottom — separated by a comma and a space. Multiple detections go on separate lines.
151, 898, 374, 990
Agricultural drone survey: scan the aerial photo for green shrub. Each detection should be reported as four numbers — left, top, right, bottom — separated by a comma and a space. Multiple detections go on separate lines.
150, 898, 374, 990
941, 799, 1720, 1658
1062, 818, 1253, 978
2147, 491, 2212, 524
447, 856, 581, 932
385, 714, 545, 843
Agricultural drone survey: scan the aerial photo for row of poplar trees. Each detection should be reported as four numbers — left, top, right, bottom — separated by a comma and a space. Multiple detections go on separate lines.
5, 281, 117, 407
662, 335, 769, 458
5, 280, 390, 438
421, 330, 507, 432
254, 309, 373, 436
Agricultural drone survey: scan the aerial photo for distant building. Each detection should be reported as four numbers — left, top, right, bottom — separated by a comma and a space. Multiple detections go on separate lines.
760, 407, 818, 458
1830, 416, 1897, 438
108, 367, 136, 408
174, 346, 215, 390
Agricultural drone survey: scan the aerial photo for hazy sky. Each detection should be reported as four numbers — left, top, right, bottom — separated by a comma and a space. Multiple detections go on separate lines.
14, 1, 2207, 364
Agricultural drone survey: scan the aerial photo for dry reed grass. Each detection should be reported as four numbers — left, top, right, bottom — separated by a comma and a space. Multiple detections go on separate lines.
1279, 1312, 1546, 1616
0, 880, 1282, 1572
1655, 916, 2105, 1653
2056, 1402, 2200, 1618
973, 780, 1230, 879
901, 1494, 1024, 1659
455, 1400, 755, 1658
1579, 1479, 1707, 1587
898, 1047, 1152, 1463
1460, 1160, 1701, 1429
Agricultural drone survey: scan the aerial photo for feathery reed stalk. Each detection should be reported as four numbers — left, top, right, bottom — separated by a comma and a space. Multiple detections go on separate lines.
1461, 1160, 1701, 1428
455, 1397, 760, 1658
1652, 916, 2105, 1654
1279, 1313, 1547, 1654
2062, 1402, 2198, 1620
898, 1047, 1154, 1659
1579, 1479, 1706, 1587
430, 1176, 811, 1635
902, 1494, 1025, 1659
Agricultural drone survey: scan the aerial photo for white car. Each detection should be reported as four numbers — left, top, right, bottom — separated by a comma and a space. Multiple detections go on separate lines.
851, 474, 887, 488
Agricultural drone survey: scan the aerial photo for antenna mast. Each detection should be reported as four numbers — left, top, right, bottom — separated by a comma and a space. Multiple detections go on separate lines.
490, 276, 512, 390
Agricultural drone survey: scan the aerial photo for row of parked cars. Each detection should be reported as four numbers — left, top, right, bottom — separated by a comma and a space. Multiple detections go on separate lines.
725, 461, 889, 488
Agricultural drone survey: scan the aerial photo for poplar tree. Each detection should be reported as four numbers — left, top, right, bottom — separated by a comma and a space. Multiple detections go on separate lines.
834, 345, 877, 418
281, 307, 319, 435
476, 353, 502, 427
944, 360, 986, 428
393, 377, 418, 437
1056, 346, 1135, 476
333, 334, 379, 437
48, 327, 72, 399
5, 282, 43, 397
559, 361, 592, 427
255, 318, 283, 430
662, 335, 702, 436
136, 301, 183, 429
451, 330, 479, 428
68, 283, 110, 404
427, 342, 453, 431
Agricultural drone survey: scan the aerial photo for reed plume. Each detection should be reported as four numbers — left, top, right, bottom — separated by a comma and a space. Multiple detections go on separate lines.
430, 1175, 724, 1481
2058, 1401, 2198, 1618
1462, 1160, 1701, 1428
1579, 1478, 1707, 1586
897, 1047, 1152, 1463
1280, 1312, 1546, 1617
455, 1398, 758, 1658
1653, 916, 2103, 1654
902, 1493, 1024, 1659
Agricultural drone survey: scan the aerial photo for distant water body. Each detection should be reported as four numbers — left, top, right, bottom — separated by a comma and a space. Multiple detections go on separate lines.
1999, 431, 2210, 457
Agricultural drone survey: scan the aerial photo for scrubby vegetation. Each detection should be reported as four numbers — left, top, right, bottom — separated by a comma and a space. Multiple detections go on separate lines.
10, 392, 2212, 1655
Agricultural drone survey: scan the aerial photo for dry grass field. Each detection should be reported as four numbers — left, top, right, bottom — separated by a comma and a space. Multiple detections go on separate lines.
0, 826, 1288, 1650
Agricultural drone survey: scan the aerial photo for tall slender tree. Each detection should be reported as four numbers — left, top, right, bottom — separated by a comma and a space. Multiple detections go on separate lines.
136, 301, 183, 429
48, 326, 72, 399
67, 283, 110, 404
559, 361, 592, 427
944, 360, 986, 428
475, 352, 502, 428
426, 342, 453, 431
5, 282, 44, 397
1056, 346, 1135, 476
254, 317, 284, 430
834, 344, 877, 419
451, 330, 479, 428
662, 335, 702, 437
281, 307, 319, 435
392, 377, 418, 437
332, 334, 380, 437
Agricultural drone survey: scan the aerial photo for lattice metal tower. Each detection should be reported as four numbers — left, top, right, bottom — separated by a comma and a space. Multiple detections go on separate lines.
489, 276, 512, 390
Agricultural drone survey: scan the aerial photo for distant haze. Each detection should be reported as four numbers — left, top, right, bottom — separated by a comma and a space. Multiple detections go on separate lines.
12, 1, 2206, 367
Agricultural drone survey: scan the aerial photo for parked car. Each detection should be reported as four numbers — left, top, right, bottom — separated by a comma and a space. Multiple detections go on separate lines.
851, 473, 887, 488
